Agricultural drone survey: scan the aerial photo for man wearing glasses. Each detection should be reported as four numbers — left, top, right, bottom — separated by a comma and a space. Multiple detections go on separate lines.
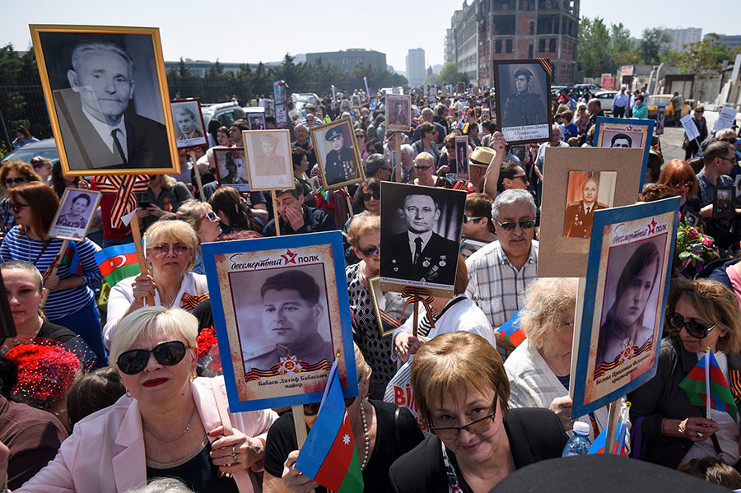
466, 189, 538, 360
564, 176, 608, 238
696, 141, 738, 249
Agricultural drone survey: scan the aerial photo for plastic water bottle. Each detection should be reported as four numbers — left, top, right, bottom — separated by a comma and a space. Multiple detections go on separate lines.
562, 421, 592, 457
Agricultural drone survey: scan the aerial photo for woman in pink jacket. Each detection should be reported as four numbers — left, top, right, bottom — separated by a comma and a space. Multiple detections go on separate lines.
18, 306, 277, 493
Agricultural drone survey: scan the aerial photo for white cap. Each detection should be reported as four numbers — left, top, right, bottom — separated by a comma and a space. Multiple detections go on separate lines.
573, 421, 590, 435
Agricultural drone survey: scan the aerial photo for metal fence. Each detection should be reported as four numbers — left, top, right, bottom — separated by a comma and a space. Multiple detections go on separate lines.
0, 81, 52, 157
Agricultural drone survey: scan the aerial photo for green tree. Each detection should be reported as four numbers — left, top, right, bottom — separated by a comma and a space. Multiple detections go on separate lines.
577, 17, 614, 77
439, 62, 468, 85
675, 34, 734, 73
638, 28, 670, 65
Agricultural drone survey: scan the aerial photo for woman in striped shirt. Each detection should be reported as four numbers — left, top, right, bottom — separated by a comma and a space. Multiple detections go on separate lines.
0, 183, 105, 365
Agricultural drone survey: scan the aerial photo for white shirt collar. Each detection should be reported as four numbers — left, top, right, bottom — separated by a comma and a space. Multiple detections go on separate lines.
81, 106, 127, 160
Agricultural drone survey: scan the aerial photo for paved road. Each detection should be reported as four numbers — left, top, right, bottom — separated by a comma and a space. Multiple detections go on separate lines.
660, 109, 739, 163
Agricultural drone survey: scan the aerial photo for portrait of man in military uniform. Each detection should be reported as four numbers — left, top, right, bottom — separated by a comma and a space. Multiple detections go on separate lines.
242, 269, 334, 373
322, 126, 358, 186
386, 94, 412, 132
501, 66, 549, 128
564, 175, 609, 238
381, 190, 461, 286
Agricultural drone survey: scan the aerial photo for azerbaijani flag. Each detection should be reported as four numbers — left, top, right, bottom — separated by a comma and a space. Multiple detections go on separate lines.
679, 349, 739, 422
295, 359, 363, 493
59, 241, 81, 276
588, 422, 628, 456
498, 309, 526, 348
94, 243, 140, 288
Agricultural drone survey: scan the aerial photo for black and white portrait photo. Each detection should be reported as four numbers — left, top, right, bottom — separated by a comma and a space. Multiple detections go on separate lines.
311, 119, 364, 190
563, 171, 616, 238
248, 113, 266, 130
713, 186, 735, 220
380, 182, 466, 295
386, 94, 412, 133
171, 99, 207, 149
31, 26, 177, 175
214, 148, 249, 192
494, 59, 552, 144
242, 130, 294, 191
48, 188, 101, 240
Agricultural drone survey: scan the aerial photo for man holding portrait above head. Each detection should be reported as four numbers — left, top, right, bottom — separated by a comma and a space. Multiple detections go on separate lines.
53, 41, 171, 170
323, 127, 357, 186
242, 270, 334, 372
564, 176, 608, 238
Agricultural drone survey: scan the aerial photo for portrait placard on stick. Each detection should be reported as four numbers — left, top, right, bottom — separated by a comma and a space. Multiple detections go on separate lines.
29, 25, 179, 176
385, 94, 412, 133
213, 147, 250, 192
242, 130, 294, 191
379, 182, 466, 297
170, 99, 207, 150
455, 136, 469, 180
594, 117, 655, 191
493, 59, 552, 145
202, 231, 357, 411
538, 147, 644, 278
48, 188, 102, 240
570, 197, 680, 418
311, 118, 365, 190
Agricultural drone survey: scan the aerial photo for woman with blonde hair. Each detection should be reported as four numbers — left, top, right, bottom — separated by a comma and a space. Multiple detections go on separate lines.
175, 199, 222, 275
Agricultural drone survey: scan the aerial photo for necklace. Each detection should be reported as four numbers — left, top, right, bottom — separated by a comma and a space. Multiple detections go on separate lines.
360, 397, 370, 470
143, 404, 197, 443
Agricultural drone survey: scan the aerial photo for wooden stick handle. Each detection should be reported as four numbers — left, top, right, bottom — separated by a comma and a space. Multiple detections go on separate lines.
190, 150, 206, 202
292, 405, 307, 448
412, 300, 419, 338
129, 217, 155, 306
271, 192, 281, 236
40, 239, 69, 308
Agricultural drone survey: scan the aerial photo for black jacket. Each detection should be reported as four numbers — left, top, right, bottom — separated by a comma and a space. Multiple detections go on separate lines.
262, 205, 336, 236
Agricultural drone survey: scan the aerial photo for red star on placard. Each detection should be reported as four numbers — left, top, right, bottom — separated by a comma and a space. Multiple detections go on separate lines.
647, 218, 657, 234
281, 249, 298, 264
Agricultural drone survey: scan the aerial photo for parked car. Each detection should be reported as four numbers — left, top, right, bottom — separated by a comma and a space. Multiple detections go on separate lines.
1, 138, 59, 166
201, 101, 245, 129
646, 94, 678, 125
593, 90, 617, 114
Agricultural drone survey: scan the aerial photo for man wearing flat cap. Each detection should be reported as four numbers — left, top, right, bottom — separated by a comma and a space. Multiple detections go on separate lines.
254, 133, 286, 176
323, 126, 357, 186
502, 66, 548, 128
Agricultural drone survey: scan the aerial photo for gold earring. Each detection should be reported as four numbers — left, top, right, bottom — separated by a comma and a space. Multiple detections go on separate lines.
190, 370, 197, 381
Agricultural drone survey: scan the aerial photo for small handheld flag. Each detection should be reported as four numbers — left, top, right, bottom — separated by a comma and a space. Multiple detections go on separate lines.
498, 309, 526, 348
94, 243, 140, 288
295, 359, 363, 493
59, 241, 81, 276
679, 349, 739, 422
588, 422, 628, 456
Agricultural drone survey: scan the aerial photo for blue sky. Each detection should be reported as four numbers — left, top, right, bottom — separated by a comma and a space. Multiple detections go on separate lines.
4, 0, 739, 72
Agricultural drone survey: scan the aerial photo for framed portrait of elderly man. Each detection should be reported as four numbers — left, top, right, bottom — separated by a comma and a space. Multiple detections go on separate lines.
493, 59, 552, 145
538, 147, 645, 278
48, 188, 102, 240
170, 99, 207, 150
213, 147, 250, 192
379, 182, 467, 297
311, 118, 365, 190
594, 117, 655, 191
29, 25, 178, 176
201, 231, 358, 412
242, 130, 294, 191
570, 198, 679, 418
386, 94, 412, 133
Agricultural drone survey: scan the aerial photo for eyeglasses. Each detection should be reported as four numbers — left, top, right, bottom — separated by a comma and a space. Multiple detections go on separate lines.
666, 313, 716, 340
5, 177, 27, 187
720, 138, 737, 144
717, 156, 736, 164
463, 215, 484, 223
9, 202, 30, 213
355, 134, 365, 139
149, 243, 191, 256
671, 180, 693, 188
511, 174, 528, 182
117, 341, 190, 375
358, 245, 379, 257
430, 395, 498, 440
414, 164, 433, 170
202, 211, 220, 223
495, 219, 536, 231
360, 192, 380, 201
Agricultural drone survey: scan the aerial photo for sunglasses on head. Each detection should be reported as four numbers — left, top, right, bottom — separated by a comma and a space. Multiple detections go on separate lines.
117, 341, 189, 375
666, 313, 716, 340
671, 180, 693, 188
360, 192, 380, 201
495, 219, 535, 231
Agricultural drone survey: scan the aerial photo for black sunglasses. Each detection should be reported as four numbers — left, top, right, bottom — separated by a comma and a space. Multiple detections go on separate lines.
666, 313, 716, 340
463, 215, 484, 223
358, 245, 379, 257
495, 219, 536, 231
9, 202, 30, 213
360, 192, 380, 201
430, 394, 498, 440
5, 177, 27, 186
117, 341, 189, 375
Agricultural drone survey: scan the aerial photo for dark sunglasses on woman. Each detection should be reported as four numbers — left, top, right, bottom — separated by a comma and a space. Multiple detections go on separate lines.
117, 341, 190, 375
666, 313, 716, 340
360, 192, 380, 201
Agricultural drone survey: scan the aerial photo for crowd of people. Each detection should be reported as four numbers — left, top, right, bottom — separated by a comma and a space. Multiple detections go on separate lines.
1, 85, 741, 492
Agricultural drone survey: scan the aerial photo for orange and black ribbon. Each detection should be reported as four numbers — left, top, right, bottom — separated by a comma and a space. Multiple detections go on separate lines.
180, 293, 210, 312
95, 175, 149, 228
397, 286, 435, 330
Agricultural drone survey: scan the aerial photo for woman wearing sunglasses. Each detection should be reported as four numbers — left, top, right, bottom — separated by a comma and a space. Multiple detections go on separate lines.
104, 220, 207, 349
20, 306, 277, 492
0, 183, 106, 366
658, 159, 701, 219
389, 331, 567, 492
0, 161, 40, 235
263, 343, 423, 493
176, 200, 223, 275
629, 279, 741, 470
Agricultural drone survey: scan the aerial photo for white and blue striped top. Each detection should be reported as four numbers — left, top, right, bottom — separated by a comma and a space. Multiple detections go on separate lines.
0, 226, 102, 320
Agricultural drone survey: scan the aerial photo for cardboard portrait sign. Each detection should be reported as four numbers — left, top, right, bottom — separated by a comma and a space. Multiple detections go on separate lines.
455, 136, 469, 181
242, 130, 294, 191
170, 99, 207, 150
30, 25, 179, 176
202, 231, 358, 411
48, 188, 102, 240
379, 182, 466, 297
570, 197, 680, 418
594, 117, 655, 191
538, 147, 644, 278
213, 147, 250, 192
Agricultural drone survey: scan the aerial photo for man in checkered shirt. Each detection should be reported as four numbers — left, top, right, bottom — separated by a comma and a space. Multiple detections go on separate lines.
465, 189, 539, 360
